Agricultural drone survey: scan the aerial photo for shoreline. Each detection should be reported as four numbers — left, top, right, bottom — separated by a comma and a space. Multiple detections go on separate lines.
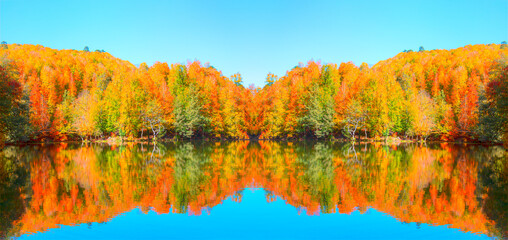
3, 136, 505, 147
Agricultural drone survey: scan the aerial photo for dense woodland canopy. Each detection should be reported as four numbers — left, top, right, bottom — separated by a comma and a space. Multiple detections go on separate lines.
0, 43, 507, 144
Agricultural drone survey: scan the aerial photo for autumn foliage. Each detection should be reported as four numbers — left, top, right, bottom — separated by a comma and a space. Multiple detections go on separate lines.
0, 43, 507, 143
256, 44, 508, 141
0, 44, 253, 142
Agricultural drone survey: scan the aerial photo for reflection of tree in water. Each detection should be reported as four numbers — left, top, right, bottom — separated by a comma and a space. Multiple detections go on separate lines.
172, 143, 211, 213
0, 142, 506, 239
342, 143, 357, 162
477, 146, 507, 238
0, 146, 30, 239
294, 142, 336, 213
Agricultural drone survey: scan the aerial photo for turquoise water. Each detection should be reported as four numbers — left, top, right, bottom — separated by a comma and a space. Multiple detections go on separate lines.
18, 189, 489, 240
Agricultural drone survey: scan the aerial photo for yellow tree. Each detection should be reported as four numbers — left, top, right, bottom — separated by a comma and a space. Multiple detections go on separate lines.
72, 90, 98, 140
409, 90, 436, 140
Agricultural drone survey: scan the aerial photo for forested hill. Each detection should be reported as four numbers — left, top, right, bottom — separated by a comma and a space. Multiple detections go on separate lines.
0, 43, 507, 144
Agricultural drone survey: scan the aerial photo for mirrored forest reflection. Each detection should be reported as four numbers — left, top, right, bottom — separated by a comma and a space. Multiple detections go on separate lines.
0, 141, 506, 239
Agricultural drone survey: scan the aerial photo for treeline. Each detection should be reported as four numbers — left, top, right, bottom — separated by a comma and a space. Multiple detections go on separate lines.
258, 44, 508, 143
0, 43, 507, 144
0, 44, 253, 143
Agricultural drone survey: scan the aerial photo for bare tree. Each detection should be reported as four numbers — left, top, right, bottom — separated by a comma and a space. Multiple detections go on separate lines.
342, 99, 368, 141
141, 100, 166, 140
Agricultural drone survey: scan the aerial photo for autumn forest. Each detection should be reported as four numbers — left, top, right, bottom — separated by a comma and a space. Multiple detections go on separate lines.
0, 43, 507, 145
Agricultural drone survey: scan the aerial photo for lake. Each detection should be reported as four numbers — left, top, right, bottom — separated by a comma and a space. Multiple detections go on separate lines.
0, 141, 506, 239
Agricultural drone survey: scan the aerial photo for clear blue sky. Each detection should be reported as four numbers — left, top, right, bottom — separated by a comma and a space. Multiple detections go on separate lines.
1, 0, 507, 87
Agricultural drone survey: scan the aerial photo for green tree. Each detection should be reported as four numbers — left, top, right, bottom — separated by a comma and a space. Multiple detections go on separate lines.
476, 59, 508, 144
476, 87, 503, 142
301, 85, 335, 138
173, 86, 206, 138
0, 65, 31, 144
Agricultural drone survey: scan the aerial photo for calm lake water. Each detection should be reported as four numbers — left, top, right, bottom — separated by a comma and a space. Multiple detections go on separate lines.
0, 141, 506, 239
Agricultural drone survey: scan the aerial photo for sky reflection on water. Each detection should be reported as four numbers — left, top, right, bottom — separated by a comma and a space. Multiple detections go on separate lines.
18, 189, 490, 240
